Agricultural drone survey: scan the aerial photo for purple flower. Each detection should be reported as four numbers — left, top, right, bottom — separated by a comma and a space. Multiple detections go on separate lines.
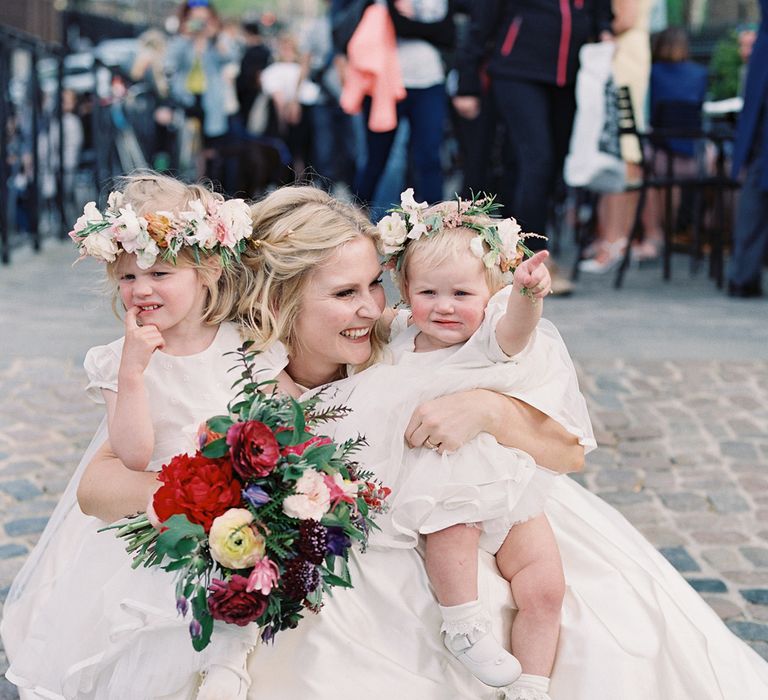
176, 596, 189, 617
243, 484, 271, 508
261, 625, 276, 644
325, 526, 351, 556
189, 619, 202, 638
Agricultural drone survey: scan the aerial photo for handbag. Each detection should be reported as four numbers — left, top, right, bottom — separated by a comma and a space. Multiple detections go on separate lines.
332, 0, 373, 54
564, 42, 626, 193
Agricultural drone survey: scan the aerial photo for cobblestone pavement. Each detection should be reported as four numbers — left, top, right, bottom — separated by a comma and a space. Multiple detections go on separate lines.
0, 241, 767, 699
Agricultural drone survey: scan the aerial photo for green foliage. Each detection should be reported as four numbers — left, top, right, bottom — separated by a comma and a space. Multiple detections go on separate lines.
709, 31, 742, 100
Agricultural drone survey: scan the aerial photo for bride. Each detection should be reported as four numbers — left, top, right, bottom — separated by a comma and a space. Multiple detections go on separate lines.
3, 186, 767, 699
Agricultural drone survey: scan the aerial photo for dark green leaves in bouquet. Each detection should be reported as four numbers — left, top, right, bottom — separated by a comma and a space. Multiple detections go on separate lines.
155, 514, 206, 560
201, 436, 228, 458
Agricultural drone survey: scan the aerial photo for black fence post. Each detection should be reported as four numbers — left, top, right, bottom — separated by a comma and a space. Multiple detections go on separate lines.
56, 52, 66, 237
29, 44, 41, 252
0, 41, 9, 264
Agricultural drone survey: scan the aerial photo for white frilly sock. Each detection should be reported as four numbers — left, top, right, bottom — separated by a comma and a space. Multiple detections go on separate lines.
439, 599, 489, 637
499, 673, 551, 700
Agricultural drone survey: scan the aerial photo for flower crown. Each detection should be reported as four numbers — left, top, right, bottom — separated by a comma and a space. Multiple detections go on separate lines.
377, 189, 544, 283
69, 191, 253, 269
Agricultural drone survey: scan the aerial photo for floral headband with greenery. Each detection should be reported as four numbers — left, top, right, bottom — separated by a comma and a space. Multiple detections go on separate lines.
69, 191, 253, 269
377, 188, 544, 283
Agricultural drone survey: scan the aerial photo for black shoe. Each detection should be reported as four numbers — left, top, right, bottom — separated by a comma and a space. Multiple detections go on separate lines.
727, 280, 763, 298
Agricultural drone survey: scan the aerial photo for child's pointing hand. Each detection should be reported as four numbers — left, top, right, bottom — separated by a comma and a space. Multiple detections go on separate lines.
514, 250, 552, 299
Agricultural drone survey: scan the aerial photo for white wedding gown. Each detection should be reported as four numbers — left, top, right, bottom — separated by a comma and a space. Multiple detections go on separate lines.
243, 300, 768, 699
2, 312, 767, 699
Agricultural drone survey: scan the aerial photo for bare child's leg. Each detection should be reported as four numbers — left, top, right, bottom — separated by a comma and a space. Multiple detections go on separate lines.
425, 523, 480, 605
495, 513, 565, 699
426, 524, 521, 687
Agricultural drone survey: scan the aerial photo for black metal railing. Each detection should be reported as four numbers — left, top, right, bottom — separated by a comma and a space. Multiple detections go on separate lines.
1, 23, 68, 264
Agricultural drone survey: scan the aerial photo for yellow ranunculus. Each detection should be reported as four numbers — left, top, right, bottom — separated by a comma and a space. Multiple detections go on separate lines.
208, 508, 265, 569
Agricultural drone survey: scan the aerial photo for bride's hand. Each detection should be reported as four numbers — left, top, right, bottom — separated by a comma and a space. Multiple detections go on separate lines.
405, 389, 504, 454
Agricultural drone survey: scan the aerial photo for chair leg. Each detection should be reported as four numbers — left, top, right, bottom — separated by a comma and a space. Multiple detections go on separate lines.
570, 188, 591, 282
662, 182, 674, 281
712, 185, 726, 288
614, 186, 646, 289
690, 186, 703, 276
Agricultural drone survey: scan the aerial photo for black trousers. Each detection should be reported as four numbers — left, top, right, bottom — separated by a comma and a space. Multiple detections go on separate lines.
492, 77, 576, 248
730, 140, 768, 287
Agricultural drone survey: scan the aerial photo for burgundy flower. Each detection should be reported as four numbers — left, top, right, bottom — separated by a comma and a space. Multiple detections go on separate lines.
153, 453, 241, 531
297, 520, 328, 564
226, 421, 281, 480
207, 575, 268, 626
281, 558, 320, 601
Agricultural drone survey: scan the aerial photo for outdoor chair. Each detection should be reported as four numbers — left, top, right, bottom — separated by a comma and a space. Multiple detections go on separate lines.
613, 94, 740, 288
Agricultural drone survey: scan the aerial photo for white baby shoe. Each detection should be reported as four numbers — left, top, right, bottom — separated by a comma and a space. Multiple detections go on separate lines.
444, 627, 522, 687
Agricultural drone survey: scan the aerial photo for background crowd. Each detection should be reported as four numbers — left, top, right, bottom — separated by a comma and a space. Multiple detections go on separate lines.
3, 0, 767, 298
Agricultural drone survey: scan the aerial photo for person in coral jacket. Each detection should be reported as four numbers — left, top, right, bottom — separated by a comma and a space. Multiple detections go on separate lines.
454, 0, 613, 295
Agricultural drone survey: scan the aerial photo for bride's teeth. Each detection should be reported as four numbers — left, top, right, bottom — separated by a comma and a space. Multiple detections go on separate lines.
341, 328, 369, 339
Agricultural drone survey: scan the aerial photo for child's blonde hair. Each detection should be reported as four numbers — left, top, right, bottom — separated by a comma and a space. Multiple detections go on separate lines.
104, 172, 240, 325
396, 202, 505, 303
238, 186, 386, 368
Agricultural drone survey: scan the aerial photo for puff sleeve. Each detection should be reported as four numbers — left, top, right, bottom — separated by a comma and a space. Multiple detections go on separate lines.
83, 341, 122, 404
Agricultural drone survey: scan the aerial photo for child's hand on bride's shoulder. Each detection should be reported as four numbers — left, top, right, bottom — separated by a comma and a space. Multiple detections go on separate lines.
120, 306, 165, 378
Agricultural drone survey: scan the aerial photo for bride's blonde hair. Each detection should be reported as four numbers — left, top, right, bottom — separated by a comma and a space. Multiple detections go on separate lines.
104, 172, 240, 325
238, 186, 386, 368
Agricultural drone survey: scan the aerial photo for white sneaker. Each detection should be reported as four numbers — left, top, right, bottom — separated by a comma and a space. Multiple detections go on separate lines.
196, 662, 250, 700
444, 628, 522, 687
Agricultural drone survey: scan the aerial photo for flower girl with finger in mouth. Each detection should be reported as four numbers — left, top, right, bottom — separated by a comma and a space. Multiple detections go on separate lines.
4, 173, 285, 700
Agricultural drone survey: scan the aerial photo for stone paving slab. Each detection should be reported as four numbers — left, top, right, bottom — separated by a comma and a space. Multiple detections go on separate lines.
1, 240, 767, 698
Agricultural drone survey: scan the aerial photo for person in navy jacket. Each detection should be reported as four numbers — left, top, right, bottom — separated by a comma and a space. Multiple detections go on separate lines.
729, 0, 768, 298
454, 0, 612, 295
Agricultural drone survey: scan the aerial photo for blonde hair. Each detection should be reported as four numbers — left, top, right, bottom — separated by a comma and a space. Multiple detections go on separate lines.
104, 172, 240, 325
238, 186, 386, 368
396, 202, 504, 303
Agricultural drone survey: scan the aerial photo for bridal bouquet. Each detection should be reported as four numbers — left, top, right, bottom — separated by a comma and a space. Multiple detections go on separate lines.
105, 344, 390, 651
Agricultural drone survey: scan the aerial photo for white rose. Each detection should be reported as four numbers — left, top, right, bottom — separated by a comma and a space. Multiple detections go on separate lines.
107, 191, 125, 213
497, 218, 521, 259
183, 199, 208, 224
282, 468, 331, 521
400, 188, 427, 215
469, 235, 486, 260
71, 201, 104, 235
82, 229, 119, 262
407, 222, 428, 241
377, 213, 408, 254
135, 239, 160, 269
282, 493, 331, 521
218, 199, 252, 245
114, 205, 147, 253
182, 211, 215, 248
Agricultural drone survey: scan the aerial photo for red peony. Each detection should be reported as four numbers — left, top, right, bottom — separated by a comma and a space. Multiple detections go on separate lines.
208, 575, 267, 626
152, 453, 241, 531
280, 434, 333, 457
226, 421, 281, 480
